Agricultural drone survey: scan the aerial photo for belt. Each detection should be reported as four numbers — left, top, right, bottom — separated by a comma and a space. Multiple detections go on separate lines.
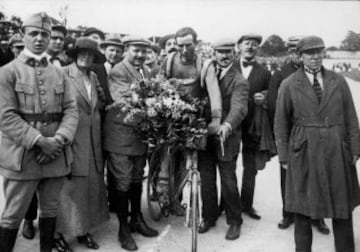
20, 113, 63, 123
293, 116, 343, 128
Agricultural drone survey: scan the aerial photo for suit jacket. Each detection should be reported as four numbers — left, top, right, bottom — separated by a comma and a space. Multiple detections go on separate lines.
103, 58, 150, 156
213, 63, 249, 161
234, 60, 271, 149
63, 63, 103, 176
0, 52, 79, 180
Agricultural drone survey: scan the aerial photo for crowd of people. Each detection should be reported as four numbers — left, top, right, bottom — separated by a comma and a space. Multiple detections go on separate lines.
0, 11, 359, 252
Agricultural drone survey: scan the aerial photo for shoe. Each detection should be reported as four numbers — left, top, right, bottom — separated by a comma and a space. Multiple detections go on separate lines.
198, 221, 216, 234
77, 233, 99, 249
129, 213, 159, 237
278, 217, 294, 229
53, 233, 73, 252
118, 223, 138, 251
22, 220, 35, 239
225, 224, 241, 240
313, 219, 330, 235
243, 207, 261, 220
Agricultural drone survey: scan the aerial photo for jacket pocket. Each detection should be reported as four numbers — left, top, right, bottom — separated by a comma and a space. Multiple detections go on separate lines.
15, 83, 35, 109
54, 83, 64, 106
0, 134, 25, 171
292, 138, 307, 152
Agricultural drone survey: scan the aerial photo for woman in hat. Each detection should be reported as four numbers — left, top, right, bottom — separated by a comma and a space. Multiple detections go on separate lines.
53, 37, 109, 252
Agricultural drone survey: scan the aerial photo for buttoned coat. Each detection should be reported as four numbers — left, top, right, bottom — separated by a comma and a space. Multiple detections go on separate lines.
62, 63, 103, 176
0, 52, 79, 180
233, 60, 271, 150
274, 67, 360, 219
214, 64, 249, 161
103, 58, 149, 156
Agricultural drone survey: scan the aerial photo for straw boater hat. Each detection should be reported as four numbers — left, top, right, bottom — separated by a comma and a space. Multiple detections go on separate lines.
99, 33, 124, 49
66, 37, 104, 64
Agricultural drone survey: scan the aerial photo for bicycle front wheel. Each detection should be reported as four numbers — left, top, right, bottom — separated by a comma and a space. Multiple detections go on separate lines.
190, 171, 199, 252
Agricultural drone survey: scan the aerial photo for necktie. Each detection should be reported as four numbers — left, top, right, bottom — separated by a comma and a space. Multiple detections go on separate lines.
312, 73, 322, 102
216, 67, 222, 80
242, 61, 255, 68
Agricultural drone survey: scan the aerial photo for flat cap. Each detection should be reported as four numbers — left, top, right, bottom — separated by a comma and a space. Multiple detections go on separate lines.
122, 35, 151, 47
52, 24, 67, 36
286, 36, 303, 48
297, 35, 325, 52
23, 12, 51, 32
100, 33, 124, 49
9, 33, 24, 47
83, 27, 105, 40
213, 39, 235, 50
237, 33, 262, 44
159, 34, 175, 49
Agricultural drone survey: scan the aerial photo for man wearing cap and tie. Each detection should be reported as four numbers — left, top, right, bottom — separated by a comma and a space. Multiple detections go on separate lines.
234, 33, 271, 220
46, 24, 67, 67
104, 35, 159, 251
274, 35, 360, 252
198, 39, 249, 240
0, 12, 78, 252
267, 36, 330, 234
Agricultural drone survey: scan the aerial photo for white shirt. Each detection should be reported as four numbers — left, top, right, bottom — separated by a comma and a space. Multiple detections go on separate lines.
46, 53, 62, 67
104, 62, 112, 74
304, 68, 324, 89
83, 77, 92, 101
239, 57, 255, 79
217, 63, 233, 80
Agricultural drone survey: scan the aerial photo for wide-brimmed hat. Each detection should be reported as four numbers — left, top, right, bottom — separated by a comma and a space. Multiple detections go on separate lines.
237, 33, 262, 45
66, 37, 104, 64
99, 33, 124, 49
296, 35, 325, 53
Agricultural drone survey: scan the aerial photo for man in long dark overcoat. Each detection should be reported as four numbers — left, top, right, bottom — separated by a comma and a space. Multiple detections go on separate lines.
274, 35, 360, 252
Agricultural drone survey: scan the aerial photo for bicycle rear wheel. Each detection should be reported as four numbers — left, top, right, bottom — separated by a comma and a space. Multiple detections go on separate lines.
146, 149, 162, 221
190, 171, 199, 252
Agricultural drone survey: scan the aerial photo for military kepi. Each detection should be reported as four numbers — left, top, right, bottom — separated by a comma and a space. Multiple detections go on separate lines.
296, 35, 325, 53
23, 12, 51, 32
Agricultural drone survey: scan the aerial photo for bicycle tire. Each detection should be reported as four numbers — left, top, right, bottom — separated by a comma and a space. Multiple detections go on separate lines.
190, 171, 199, 252
146, 149, 162, 221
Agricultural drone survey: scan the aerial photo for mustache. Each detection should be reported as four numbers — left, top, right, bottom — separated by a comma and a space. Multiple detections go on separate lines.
220, 57, 230, 62
168, 47, 177, 53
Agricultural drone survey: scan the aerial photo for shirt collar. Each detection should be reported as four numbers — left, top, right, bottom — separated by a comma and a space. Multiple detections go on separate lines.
23, 48, 47, 61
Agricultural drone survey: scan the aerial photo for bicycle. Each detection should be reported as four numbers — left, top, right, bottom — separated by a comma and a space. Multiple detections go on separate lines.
146, 145, 203, 252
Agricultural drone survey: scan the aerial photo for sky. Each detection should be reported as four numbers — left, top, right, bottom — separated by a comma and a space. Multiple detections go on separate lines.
1, 0, 359, 47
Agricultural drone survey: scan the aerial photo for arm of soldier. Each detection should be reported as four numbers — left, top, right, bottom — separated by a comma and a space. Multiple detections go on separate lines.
55, 74, 79, 144
0, 67, 41, 149
224, 76, 249, 131
274, 79, 293, 165
340, 77, 360, 165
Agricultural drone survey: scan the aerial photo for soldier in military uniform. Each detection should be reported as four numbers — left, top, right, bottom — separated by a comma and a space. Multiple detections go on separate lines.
0, 12, 78, 252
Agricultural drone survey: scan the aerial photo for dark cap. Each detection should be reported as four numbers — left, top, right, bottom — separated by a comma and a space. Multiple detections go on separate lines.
52, 24, 67, 36
66, 37, 104, 64
83, 27, 105, 40
159, 34, 175, 49
237, 33, 262, 44
296, 35, 325, 53
99, 33, 124, 49
23, 12, 51, 33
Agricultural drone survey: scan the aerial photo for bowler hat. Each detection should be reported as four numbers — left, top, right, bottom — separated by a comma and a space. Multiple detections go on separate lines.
23, 12, 51, 33
213, 38, 235, 50
9, 33, 24, 47
237, 33, 262, 45
159, 34, 175, 49
52, 24, 67, 36
66, 37, 104, 64
296, 35, 325, 53
99, 33, 124, 49
83, 27, 105, 40
122, 35, 151, 47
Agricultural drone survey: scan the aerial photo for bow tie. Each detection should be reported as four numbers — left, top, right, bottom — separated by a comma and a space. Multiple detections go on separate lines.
242, 61, 255, 68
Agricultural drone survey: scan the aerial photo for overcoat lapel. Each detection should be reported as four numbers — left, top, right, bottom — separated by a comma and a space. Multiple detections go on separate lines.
319, 69, 338, 112
220, 65, 236, 93
123, 59, 143, 83
68, 63, 91, 107
294, 69, 320, 106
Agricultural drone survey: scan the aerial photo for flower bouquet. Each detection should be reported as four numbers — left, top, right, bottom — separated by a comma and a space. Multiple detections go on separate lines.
106, 75, 209, 152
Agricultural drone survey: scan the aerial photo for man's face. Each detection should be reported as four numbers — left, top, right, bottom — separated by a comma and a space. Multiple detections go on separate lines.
289, 50, 301, 65
48, 30, 65, 55
88, 33, 102, 44
301, 48, 325, 71
215, 49, 234, 68
76, 49, 94, 69
165, 38, 177, 54
23, 27, 50, 55
238, 39, 259, 60
104, 45, 123, 65
126, 44, 147, 67
176, 34, 196, 62
11, 45, 24, 58
145, 48, 158, 65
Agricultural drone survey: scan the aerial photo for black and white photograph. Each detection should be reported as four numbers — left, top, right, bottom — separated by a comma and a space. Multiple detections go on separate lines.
0, 0, 359, 251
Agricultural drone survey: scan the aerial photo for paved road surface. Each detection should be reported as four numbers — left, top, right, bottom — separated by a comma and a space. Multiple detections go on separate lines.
1, 78, 360, 252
